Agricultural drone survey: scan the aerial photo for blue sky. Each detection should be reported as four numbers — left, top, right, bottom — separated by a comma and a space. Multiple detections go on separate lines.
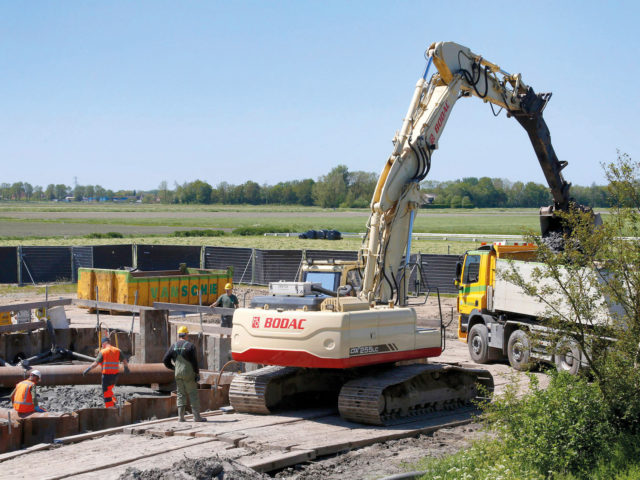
1, 1, 638, 191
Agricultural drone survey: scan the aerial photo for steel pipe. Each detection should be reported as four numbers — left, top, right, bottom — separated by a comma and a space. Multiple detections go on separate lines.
0, 364, 174, 388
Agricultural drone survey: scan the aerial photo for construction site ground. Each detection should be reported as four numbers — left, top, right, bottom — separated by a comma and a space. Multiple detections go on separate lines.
0, 288, 549, 479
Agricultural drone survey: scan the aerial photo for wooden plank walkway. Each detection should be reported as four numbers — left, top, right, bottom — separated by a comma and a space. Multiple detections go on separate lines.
0, 407, 477, 479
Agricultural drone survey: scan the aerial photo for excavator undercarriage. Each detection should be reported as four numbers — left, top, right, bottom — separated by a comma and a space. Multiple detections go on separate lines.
229, 362, 493, 426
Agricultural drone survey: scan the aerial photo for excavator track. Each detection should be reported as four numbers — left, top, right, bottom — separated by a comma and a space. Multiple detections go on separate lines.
229, 365, 350, 415
338, 364, 494, 425
230, 363, 493, 426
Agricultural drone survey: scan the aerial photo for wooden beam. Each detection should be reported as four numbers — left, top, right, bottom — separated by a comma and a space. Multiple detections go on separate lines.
0, 321, 47, 334
153, 302, 235, 316
167, 319, 232, 336
73, 299, 153, 313
0, 298, 72, 313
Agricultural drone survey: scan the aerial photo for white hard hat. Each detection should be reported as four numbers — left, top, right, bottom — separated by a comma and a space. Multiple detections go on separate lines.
30, 370, 42, 378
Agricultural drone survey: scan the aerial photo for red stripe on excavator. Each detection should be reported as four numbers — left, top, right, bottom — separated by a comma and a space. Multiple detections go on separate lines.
232, 347, 442, 369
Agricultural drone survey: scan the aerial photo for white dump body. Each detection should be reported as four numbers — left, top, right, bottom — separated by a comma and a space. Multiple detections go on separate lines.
492, 259, 616, 326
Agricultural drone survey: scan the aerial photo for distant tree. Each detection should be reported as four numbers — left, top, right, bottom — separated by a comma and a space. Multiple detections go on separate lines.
24, 182, 33, 200
33, 185, 43, 201
158, 181, 169, 203
44, 184, 55, 200
54, 184, 69, 200
313, 165, 349, 208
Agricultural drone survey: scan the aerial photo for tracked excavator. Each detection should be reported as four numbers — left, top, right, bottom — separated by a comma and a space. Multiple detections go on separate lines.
228, 41, 590, 425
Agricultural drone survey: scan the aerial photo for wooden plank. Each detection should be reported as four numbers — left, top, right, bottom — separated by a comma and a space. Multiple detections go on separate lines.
166, 320, 232, 336
0, 299, 72, 313
0, 442, 52, 462
154, 302, 235, 316
0, 321, 46, 334
73, 299, 154, 313
241, 449, 317, 473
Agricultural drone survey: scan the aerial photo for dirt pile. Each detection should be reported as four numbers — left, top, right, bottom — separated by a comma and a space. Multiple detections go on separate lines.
275, 425, 485, 479
119, 456, 268, 480
0, 384, 160, 412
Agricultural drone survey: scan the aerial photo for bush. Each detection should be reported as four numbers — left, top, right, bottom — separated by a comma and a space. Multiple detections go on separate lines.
232, 226, 294, 236
172, 229, 225, 237
485, 372, 615, 477
84, 232, 124, 238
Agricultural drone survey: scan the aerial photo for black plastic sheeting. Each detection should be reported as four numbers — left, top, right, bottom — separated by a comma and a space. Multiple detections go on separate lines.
136, 245, 200, 271
71, 246, 93, 283
204, 246, 253, 283
93, 244, 133, 269
20, 246, 72, 284
412, 254, 459, 295
305, 249, 359, 262
253, 249, 303, 285
0, 247, 18, 283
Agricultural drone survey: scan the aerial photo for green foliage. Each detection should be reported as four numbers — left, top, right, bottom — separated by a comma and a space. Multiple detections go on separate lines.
172, 229, 225, 237
415, 438, 544, 480
485, 372, 614, 477
84, 232, 124, 238
231, 226, 295, 236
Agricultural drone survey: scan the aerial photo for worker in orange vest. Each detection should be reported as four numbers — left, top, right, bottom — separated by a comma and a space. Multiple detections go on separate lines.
83, 337, 129, 407
11, 370, 46, 415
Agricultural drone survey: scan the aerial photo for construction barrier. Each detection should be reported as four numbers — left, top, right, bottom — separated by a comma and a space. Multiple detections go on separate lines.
77, 267, 232, 308
0, 385, 228, 453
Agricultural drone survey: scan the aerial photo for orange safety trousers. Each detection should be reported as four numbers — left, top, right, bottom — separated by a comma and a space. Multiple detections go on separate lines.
102, 373, 118, 407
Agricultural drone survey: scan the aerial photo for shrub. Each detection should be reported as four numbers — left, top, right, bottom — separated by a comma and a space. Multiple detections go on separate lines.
84, 232, 124, 238
232, 226, 294, 236
485, 372, 615, 477
172, 229, 225, 237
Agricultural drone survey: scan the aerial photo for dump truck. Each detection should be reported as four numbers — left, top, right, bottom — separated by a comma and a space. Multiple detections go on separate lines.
456, 242, 614, 374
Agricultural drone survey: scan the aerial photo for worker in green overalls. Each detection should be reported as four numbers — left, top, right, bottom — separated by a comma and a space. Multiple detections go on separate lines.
162, 325, 207, 422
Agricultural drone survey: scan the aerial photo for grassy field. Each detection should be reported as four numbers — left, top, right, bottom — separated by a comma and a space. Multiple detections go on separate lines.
0, 202, 545, 255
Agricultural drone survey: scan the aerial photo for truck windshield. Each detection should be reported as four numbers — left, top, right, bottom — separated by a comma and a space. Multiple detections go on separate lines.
463, 255, 481, 284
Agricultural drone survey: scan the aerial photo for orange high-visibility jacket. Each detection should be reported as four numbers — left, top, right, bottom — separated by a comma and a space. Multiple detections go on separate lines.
100, 346, 121, 374
13, 379, 35, 413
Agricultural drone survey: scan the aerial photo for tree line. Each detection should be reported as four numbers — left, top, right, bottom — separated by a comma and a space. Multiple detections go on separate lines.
2, 166, 612, 208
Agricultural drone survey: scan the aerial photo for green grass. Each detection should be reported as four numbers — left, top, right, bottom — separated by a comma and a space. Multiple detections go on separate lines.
0, 283, 77, 295
0, 203, 542, 255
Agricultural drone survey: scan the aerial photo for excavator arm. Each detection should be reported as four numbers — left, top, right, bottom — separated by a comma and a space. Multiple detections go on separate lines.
360, 41, 589, 305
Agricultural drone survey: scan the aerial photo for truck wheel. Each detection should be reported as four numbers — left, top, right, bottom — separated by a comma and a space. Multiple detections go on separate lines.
507, 330, 533, 371
554, 338, 582, 375
468, 324, 491, 364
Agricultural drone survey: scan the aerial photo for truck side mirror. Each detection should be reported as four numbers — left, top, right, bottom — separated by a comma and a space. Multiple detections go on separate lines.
455, 261, 462, 280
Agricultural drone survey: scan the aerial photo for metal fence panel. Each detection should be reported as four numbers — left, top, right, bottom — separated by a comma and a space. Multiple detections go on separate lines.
20, 246, 72, 283
305, 249, 358, 262
71, 246, 93, 283
254, 249, 303, 285
135, 245, 201, 271
418, 253, 459, 294
0, 247, 18, 283
204, 246, 253, 283
92, 244, 133, 269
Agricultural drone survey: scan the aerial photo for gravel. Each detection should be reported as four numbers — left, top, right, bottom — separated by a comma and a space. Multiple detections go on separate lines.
0, 384, 162, 412
119, 456, 268, 480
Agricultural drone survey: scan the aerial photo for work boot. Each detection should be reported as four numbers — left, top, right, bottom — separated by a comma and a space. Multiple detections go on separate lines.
178, 406, 186, 422
193, 407, 207, 422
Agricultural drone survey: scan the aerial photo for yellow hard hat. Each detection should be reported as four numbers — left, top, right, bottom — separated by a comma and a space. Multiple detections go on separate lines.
177, 326, 189, 335
225, 283, 233, 290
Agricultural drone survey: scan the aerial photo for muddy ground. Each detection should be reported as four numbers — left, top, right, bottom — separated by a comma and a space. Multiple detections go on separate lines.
0, 288, 527, 479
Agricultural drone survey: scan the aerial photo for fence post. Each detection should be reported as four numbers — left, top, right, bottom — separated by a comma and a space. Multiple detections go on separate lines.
17, 246, 22, 287
250, 248, 256, 285
132, 243, 138, 269
70, 247, 75, 283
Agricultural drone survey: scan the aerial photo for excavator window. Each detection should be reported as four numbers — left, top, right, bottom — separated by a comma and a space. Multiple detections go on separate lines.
305, 271, 340, 292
